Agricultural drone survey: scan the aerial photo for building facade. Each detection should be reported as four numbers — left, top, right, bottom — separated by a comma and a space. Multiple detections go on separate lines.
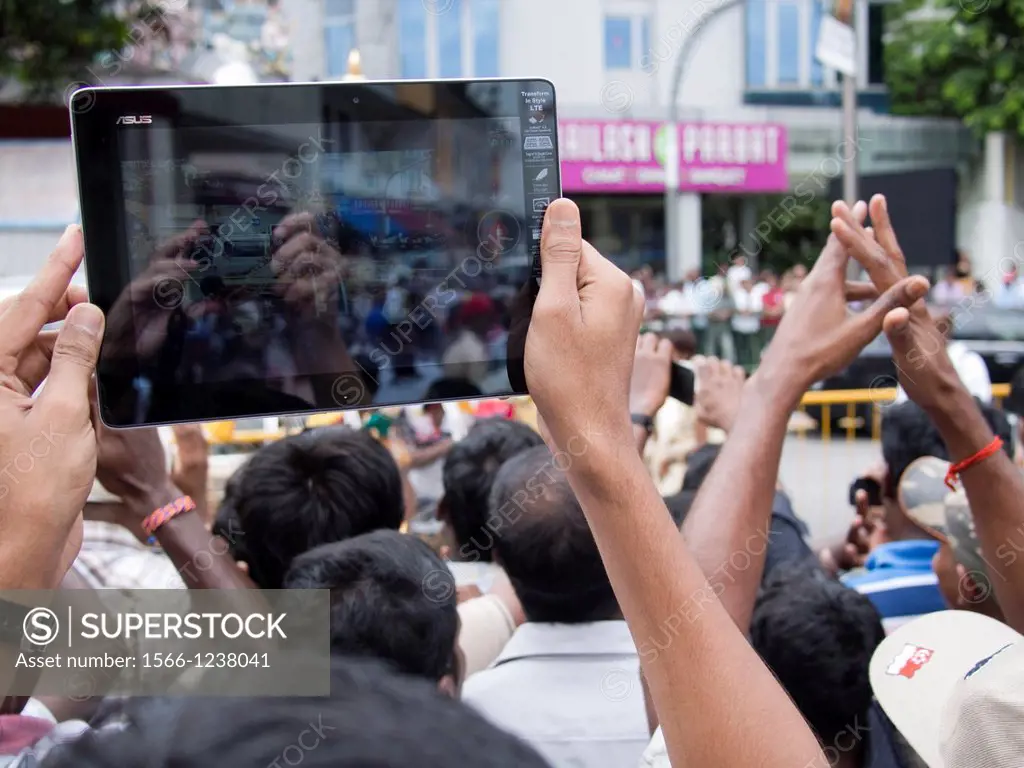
286, 0, 1023, 280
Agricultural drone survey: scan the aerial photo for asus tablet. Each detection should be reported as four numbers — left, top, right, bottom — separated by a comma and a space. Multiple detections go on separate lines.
69, 78, 557, 427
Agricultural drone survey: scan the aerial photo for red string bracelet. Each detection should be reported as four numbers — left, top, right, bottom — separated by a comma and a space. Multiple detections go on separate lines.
945, 438, 1004, 490
142, 496, 196, 545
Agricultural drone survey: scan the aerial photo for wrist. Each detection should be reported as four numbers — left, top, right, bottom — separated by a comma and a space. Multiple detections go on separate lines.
565, 433, 647, 498
123, 480, 185, 521
629, 397, 664, 419
744, 369, 804, 415
924, 388, 997, 462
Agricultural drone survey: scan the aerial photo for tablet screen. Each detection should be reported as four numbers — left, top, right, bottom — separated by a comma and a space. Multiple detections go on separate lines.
73, 80, 557, 426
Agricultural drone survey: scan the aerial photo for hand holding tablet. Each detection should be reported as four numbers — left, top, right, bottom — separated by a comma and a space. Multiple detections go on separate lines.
69, 78, 559, 427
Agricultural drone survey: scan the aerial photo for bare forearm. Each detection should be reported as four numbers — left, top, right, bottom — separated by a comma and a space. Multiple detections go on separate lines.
130, 483, 256, 590
926, 389, 1024, 631
566, 438, 825, 768
682, 378, 792, 630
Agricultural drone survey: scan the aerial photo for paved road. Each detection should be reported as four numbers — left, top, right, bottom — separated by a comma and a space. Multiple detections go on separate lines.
778, 435, 882, 548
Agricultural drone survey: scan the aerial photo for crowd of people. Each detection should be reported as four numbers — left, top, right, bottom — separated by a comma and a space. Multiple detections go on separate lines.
634, 256, 799, 370
2, 194, 1024, 767
639, 244, 1024, 375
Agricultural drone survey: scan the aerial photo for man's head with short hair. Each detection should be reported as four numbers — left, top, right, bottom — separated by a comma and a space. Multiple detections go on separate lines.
487, 445, 618, 624
439, 418, 543, 563
44, 659, 549, 768
751, 564, 885, 756
881, 400, 1012, 541
882, 400, 1012, 495
660, 329, 698, 361
285, 530, 461, 693
213, 427, 404, 588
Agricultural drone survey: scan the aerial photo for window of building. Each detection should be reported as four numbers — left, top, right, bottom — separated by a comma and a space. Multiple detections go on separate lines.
604, 13, 652, 71
746, 0, 767, 87
604, 16, 633, 69
746, 0, 882, 91
472, 0, 500, 76
325, 0, 356, 78
809, 0, 824, 86
438, 0, 463, 77
398, 0, 428, 78
867, 3, 885, 86
777, 1, 800, 84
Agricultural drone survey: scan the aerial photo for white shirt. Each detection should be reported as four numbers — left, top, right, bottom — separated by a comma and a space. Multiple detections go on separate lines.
447, 560, 503, 592
751, 280, 771, 303
462, 621, 649, 768
730, 287, 762, 334
658, 289, 693, 325
639, 728, 669, 767
931, 280, 965, 306
894, 341, 991, 405
726, 263, 752, 297
74, 520, 187, 590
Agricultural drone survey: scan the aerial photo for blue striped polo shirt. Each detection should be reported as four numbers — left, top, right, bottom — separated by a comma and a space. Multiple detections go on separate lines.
841, 540, 946, 633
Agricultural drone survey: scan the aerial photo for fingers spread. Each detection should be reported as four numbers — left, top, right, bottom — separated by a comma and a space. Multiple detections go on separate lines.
830, 215, 897, 292
868, 195, 907, 273
845, 281, 880, 302
0, 226, 85, 362
854, 276, 930, 350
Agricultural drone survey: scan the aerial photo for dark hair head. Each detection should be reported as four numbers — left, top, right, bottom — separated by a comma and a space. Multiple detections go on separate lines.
42, 659, 548, 768
750, 563, 885, 746
285, 530, 458, 683
882, 400, 1012, 492
660, 329, 698, 358
213, 427, 404, 589
441, 418, 544, 562
487, 446, 617, 623
681, 443, 721, 491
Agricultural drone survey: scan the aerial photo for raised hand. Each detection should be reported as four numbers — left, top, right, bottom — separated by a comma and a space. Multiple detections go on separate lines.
756, 200, 930, 409
524, 199, 644, 449
830, 195, 961, 411
270, 212, 344, 322
0, 226, 106, 589
693, 357, 746, 432
629, 333, 673, 419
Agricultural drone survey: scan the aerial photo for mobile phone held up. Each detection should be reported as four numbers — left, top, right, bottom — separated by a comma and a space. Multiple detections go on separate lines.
69, 78, 560, 427
848, 477, 883, 507
669, 362, 696, 406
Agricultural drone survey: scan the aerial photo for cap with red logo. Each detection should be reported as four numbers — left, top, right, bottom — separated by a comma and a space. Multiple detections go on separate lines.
870, 611, 1024, 767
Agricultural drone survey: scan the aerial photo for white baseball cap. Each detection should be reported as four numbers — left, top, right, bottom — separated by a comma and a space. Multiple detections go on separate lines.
870, 610, 1024, 768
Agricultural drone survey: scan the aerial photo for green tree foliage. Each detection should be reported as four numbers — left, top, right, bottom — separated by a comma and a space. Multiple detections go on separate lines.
885, 0, 1024, 137
0, 0, 150, 99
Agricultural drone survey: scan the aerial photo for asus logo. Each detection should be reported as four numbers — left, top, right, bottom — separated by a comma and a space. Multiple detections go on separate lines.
116, 115, 152, 125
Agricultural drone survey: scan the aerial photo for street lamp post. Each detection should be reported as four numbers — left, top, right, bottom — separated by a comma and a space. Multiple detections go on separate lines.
663, 0, 745, 281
